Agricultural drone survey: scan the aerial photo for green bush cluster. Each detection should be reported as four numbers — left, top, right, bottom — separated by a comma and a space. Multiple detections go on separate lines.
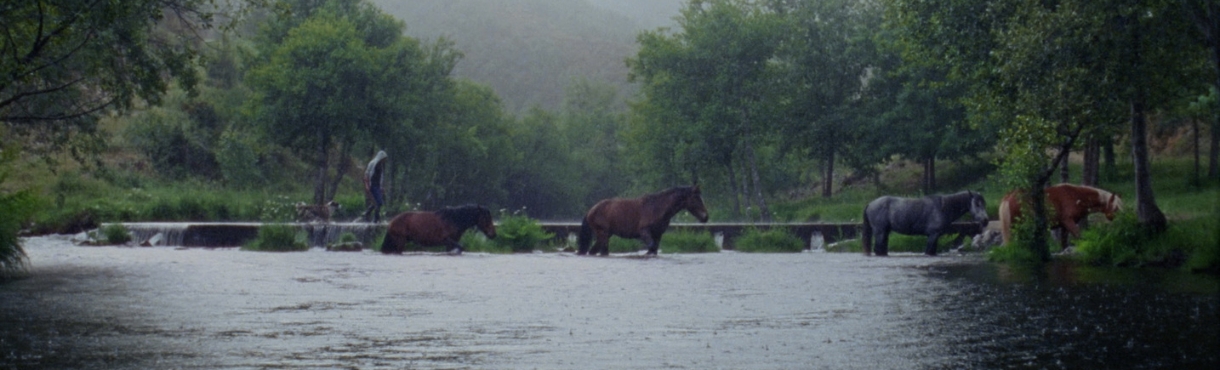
1076, 211, 1219, 271
493, 214, 555, 253
603, 230, 719, 254
1, 147, 39, 278
734, 228, 805, 253
658, 230, 719, 253
97, 224, 133, 245
243, 224, 309, 252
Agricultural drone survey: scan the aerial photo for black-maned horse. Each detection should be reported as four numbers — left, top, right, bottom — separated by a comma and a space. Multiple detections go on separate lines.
380, 204, 496, 255
578, 185, 709, 256
861, 191, 988, 256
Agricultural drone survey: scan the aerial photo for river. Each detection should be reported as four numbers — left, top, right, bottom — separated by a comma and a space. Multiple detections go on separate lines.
2, 235, 1216, 369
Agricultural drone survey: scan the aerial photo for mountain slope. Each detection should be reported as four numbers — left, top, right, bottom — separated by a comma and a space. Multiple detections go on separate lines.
370, 0, 683, 112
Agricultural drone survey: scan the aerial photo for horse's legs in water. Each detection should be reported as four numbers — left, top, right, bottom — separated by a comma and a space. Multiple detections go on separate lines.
873, 230, 890, 256
642, 229, 662, 255
924, 232, 941, 256
594, 231, 611, 256
446, 239, 463, 255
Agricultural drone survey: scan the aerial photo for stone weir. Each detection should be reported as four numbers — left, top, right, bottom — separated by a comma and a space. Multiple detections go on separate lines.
113, 222, 385, 248
109, 221, 984, 250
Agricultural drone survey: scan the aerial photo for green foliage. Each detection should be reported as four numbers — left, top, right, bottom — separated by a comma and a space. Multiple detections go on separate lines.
0, 0, 234, 156
658, 230, 719, 254
1075, 213, 1146, 266
1076, 212, 1219, 271
734, 228, 805, 253
243, 224, 309, 252
98, 224, 133, 245
608, 237, 643, 254
986, 243, 1045, 265
492, 214, 555, 253
460, 231, 510, 254
1, 147, 40, 277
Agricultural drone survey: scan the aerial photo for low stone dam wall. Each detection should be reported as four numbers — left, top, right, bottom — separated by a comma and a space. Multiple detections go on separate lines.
106, 221, 985, 250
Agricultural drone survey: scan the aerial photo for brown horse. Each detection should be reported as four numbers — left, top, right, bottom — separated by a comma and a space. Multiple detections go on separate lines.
578, 185, 709, 256
380, 204, 496, 255
999, 184, 1123, 249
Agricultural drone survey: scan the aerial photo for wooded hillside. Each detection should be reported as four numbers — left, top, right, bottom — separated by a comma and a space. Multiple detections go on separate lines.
370, 0, 684, 112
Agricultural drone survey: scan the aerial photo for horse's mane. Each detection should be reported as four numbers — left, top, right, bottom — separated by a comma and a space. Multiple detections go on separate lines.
436, 204, 487, 228
644, 186, 694, 201
641, 186, 697, 213
1063, 184, 1121, 212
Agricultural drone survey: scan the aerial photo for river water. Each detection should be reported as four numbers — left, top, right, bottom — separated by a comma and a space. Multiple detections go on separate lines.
2, 235, 1216, 369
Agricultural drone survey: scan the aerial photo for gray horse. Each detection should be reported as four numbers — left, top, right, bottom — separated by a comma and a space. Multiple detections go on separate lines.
862, 191, 988, 256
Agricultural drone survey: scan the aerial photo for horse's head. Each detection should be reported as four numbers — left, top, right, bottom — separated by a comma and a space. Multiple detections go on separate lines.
684, 185, 710, 223
476, 205, 497, 239
1103, 192, 1123, 221
968, 191, 989, 229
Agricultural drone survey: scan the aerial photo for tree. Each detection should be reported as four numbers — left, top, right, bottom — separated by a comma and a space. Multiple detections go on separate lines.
628, 0, 784, 220
0, 0, 244, 158
888, 0, 1203, 255
246, 1, 431, 204
770, 0, 885, 197
1183, 0, 1220, 180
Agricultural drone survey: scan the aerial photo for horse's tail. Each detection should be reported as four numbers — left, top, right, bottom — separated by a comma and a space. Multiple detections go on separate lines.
577, 217, 593, 255
861, 208, 872, 256
999, 195, 1013, 246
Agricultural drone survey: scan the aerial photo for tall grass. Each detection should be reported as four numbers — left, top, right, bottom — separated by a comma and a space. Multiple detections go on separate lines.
1075, 210, 1219, 271
493, 214, 554, 253
734, 228, 805, 253
1, 147, 39, 279
242, 224, 309, 252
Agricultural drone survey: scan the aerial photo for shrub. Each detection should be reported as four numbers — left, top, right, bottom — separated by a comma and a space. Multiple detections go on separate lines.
1075, 213, 1145, 266
1, 189, 38, 279
98, 224, 133, 245
734, 228, 805, 253
493, 214, 554, 253
1076, 211, 1220, 271
659, 230, 719, 253
608, 237, 641, 253
243, 224, 309, 252
1, 146, 39, 278
461, 231, 510, 254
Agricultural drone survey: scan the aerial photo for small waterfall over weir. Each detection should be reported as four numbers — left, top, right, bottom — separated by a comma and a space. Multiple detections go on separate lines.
109, 222, 386, 248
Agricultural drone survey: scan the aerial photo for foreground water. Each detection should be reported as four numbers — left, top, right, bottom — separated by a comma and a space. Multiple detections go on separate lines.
2, 236, 1216, 369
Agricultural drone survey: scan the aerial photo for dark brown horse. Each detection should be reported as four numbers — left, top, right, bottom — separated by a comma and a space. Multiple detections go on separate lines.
578, 185, 709, 256
380, 204, 496, 255
999, 184, 1122, 249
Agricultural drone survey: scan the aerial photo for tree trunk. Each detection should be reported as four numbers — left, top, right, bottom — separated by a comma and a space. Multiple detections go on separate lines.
327, 142, 352, 201
1194, 119, 1202, 186
1128, 18, 1168, 232
1059, 150, 1070, 183
314, 132, 329, 205
1083, 136, 1099, 186
746, 142, 771, 222
726, 161, 742, 219
922, 157, 937, 194
1211, 109, 1219, 179
1131, 97, 1168, 231
821, 148, 835, 198
1028, 186, 1051, 262
1103, 135, 1117, 181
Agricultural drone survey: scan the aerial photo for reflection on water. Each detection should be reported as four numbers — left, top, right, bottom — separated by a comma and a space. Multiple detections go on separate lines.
925, 260, 1219, 369
1, 237, 1217, 369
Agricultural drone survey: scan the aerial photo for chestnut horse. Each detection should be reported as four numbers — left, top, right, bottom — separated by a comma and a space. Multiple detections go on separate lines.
862, 190, 989, 256
380, 204, 496, 255
578, 185, 709, 256
999, 184, 1123, 249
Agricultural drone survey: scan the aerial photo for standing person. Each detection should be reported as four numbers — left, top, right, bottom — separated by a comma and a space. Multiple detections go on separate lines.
362, 150, 389, 222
